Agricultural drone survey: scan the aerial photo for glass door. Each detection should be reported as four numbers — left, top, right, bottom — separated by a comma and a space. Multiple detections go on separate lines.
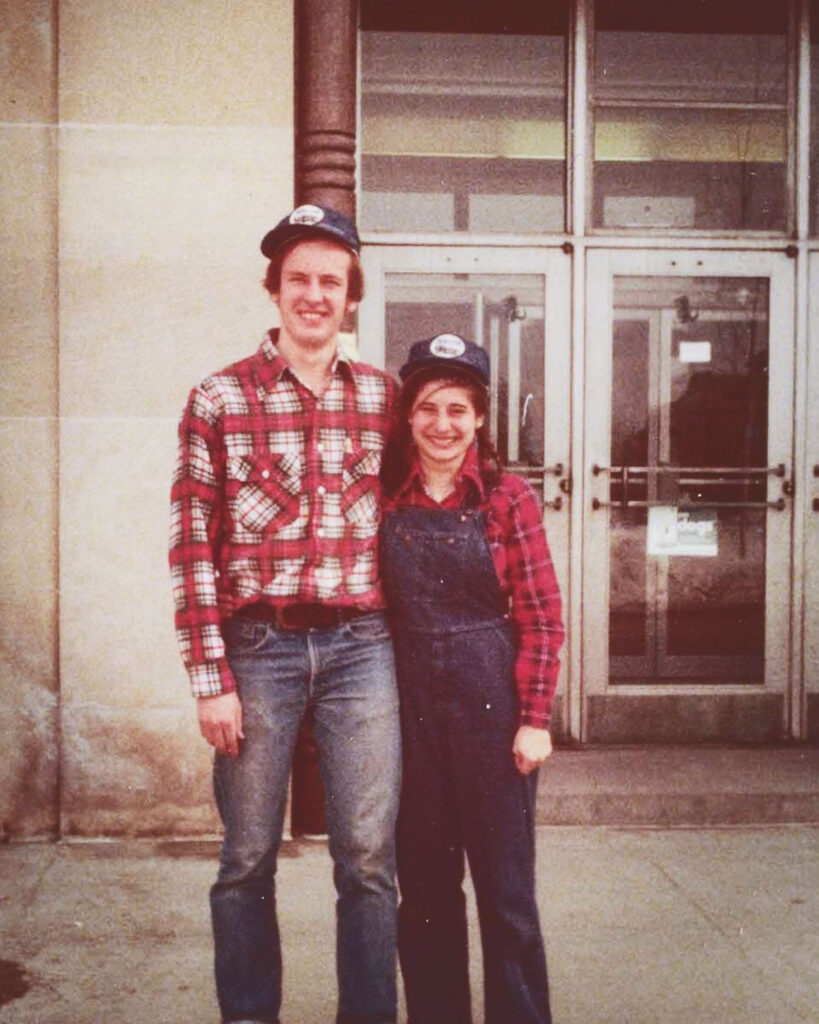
358, 246, 573, 733
806, 254, 819, 742
584, 250, 795, 742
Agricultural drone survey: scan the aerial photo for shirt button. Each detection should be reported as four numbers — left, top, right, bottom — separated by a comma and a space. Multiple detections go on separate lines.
316, 443, 324, 453
261, 469, 270, 479
317, 485, 326, 495
316, 528, 324, 538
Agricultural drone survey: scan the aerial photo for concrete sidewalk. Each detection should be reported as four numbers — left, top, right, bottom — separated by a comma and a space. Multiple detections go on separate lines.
1, 826, 817, 1024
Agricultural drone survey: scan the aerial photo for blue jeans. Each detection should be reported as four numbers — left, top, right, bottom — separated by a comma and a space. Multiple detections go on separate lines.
211, 611, 401, 1024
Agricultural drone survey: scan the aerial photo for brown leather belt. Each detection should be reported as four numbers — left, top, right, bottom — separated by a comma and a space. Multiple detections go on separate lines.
239, 602, 372, 631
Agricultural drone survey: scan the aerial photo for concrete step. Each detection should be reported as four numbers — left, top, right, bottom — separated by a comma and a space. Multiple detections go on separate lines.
536, 745, 819, 826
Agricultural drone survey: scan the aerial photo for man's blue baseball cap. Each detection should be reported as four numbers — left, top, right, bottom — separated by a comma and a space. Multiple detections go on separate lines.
260, 204, 361, 258
399, 333, 490, 386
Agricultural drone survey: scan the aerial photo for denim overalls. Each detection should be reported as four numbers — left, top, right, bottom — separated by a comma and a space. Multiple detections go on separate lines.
380, 503, 552, 1024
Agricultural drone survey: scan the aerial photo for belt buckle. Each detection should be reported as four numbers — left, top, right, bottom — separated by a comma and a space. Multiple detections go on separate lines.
276, 603, 363, 630
276, 604, 310, 630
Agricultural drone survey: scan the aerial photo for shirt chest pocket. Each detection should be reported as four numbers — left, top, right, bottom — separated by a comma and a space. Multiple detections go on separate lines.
226, 452, 302, 533
340, 447, 382, 529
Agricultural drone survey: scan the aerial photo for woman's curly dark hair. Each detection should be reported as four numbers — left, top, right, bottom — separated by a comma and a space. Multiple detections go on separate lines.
380, 366, 502, 499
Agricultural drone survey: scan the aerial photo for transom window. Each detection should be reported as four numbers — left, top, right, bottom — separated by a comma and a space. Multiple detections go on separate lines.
359, 2, 569, 234
360, 1, 804, 237
592, 0, 789, 232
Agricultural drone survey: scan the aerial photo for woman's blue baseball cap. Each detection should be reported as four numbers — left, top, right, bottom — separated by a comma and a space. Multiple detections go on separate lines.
399, 333, 490, 386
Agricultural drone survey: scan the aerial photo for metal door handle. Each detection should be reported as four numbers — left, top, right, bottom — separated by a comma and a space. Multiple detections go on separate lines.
508, 463, 568, 510
508, 463, 564, 477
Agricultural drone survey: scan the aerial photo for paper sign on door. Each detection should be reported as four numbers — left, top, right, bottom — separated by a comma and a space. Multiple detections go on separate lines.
647, 506, 718, 557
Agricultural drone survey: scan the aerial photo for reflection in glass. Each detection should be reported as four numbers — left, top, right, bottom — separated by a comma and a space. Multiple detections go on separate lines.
360, 26, 567, 234
383, 274, 546, 470
592, 3, 788, 231
811, 0, 819, 235
608, 277, 769, 683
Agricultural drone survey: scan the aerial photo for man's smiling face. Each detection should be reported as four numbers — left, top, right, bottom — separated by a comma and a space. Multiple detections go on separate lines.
273, 237, 357, 352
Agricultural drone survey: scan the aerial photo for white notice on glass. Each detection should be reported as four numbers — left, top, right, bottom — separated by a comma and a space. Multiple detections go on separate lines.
678, 341, 712, 364
647, 506, 718, 557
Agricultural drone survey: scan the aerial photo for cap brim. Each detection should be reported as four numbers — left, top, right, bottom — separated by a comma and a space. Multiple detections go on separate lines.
260, 225, 359, 259
398, 359, 488, 386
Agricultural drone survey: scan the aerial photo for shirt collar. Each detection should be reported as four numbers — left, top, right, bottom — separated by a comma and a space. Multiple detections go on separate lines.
253, 329, 354, 392
395, 445, 487, 503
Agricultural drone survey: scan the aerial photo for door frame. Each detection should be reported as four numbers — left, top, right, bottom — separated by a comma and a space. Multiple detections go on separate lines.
804, 252, 819, 741
358, 244, 576, 734
583, 248, 797, 741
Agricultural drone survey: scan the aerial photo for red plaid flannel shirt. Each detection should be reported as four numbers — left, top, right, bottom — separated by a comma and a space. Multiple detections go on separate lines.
387, 448, 565, 727
170, 331, 398, 697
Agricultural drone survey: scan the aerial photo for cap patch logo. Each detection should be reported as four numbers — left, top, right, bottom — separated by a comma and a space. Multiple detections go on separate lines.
429, 334, 466, 359
289, 204, 325, 227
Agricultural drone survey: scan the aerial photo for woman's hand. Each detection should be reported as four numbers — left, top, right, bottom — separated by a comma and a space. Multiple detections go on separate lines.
513, 725, 553, 775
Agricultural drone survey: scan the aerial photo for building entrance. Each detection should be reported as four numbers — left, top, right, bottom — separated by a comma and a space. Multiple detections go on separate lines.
359, 245, 802, 744
584, 250, 796, 741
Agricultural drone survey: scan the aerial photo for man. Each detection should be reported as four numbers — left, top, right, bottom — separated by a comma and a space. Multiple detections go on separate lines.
169, 204, 401, 1024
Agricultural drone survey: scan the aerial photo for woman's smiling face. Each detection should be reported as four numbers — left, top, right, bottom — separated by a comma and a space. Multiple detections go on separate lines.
409, 380, 484, 474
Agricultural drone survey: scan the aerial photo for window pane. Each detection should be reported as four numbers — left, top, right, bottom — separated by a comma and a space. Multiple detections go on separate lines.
608, 276, 769, 683
811, 0, 819, 235
593, 1, 789, 232
360, 24, 567, 234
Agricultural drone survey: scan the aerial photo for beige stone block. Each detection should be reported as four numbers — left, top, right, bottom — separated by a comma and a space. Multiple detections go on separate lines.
0, 0, 56, 123
59, 416, 189, 708
0, 125, 58, 417
0, 416, 59, 837
0, 695, 59, 839
0, 417, 58, 666
60, 704, 218, 837
58, 123, 290, 417
60, 0, 292, 127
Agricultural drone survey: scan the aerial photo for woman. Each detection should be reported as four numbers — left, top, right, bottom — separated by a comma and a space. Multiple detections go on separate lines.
379, 333, 565, 1024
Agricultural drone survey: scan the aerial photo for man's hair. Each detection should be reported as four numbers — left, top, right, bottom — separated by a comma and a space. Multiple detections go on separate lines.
263, 238, 365, 302
379, 367, 502, 499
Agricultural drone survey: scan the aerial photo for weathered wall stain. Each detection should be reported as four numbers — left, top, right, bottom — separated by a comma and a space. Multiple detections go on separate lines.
0, 672, 59, 841
60, 707, 218, 837
0, 960, 30, 1008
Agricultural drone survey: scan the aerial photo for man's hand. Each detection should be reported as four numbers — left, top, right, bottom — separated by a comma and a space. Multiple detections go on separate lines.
197, 692, 244, 758
513, 725, 553, 775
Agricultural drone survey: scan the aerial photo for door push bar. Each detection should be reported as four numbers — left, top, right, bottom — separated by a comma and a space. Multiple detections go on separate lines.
508, 463, 569, 511
591, 497, 786, 511
591, 463, 787, 477
590, 462, 790, 512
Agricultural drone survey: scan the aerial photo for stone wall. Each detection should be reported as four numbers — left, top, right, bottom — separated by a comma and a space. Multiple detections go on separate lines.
1, 0, 294, 837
